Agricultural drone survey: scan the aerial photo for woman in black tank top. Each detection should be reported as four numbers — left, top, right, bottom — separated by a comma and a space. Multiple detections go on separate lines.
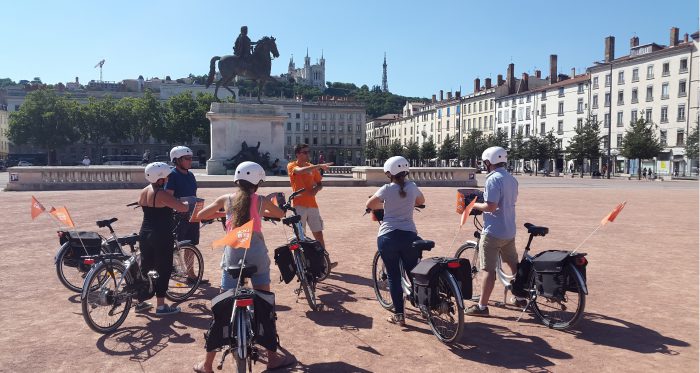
139, 162, 189, 316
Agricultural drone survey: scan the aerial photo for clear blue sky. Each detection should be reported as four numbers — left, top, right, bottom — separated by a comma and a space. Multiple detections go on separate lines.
2, 0, 697, 98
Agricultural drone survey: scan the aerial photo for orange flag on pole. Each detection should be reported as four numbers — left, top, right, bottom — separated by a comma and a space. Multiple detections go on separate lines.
50, 206, 76, 228
213, 219, 254, 249
30, 196, 46, 220
460, 197, 478, 227
601, 201, 627, 226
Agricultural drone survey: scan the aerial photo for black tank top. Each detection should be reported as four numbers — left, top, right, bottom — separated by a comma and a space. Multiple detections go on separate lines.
140, 188, 174, 234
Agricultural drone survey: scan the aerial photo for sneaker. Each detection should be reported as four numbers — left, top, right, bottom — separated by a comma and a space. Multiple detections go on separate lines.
134, 301, 153, 312
155, 305, 181, 316
509, 296, 528, 308
465, 304, 490, 317
388, 313, 406, 326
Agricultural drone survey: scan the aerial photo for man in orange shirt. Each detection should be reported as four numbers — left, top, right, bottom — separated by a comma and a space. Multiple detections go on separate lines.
287, 144, 333, 249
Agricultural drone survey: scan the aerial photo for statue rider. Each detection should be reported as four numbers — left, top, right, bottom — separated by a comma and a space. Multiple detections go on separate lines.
234, 26, 257, 63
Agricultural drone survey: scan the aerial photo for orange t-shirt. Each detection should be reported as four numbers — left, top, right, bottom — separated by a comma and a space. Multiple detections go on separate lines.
287, 160, 322, 208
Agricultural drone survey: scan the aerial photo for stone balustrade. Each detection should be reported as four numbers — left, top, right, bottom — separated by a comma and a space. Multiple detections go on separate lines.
325, 166, 354, 174
351, 167, 477, 187
6, 166, 147, 191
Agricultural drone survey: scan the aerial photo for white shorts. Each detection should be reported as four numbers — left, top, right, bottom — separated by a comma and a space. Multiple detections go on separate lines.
295, 206, 324, 233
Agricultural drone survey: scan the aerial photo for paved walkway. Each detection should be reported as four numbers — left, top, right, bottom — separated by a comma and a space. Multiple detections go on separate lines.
0, 177, 697, 372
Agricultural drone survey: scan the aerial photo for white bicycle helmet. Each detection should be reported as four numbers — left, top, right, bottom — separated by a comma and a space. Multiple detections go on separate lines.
383, 156, 410, 176
482, 146, 508, 164
170, 146, 193, 162
234, 161, 265, 185
144, 162, 172, 183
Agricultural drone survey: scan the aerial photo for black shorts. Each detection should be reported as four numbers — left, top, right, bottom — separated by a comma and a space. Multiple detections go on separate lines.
175, 216, 200, 245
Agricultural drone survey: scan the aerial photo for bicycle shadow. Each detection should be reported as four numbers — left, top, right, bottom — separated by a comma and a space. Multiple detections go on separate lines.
448, 322, 572, 371
569, 312, 690, 355
284, 361, 372, 373
305, 282, 373, 330
326, 271, 374, 288
66, 293, 81, 304
95, 326, 170, 362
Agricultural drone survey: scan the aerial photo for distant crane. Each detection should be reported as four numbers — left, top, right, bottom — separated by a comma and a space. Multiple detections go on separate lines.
94, 59, 105, 82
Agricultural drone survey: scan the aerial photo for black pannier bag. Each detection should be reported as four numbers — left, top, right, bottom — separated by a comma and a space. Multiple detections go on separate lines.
511, 257, 533, 298
273, 245, 296, 284
446, 258, 472, 300
205, 289, 236, 352
300, 240, 326, 278
410, 258, 443, 309
531, 250, 571, 300
60, 231, 103, 263
568, 254, 588, 292
253, 289, 278, 352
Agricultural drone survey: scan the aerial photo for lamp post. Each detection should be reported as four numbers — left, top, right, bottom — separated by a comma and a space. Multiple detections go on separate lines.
611, 149, 618, 175
594, 61, 614, 179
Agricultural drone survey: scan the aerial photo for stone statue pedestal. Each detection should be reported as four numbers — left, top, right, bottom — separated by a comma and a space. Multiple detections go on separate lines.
206, 102, 286, 175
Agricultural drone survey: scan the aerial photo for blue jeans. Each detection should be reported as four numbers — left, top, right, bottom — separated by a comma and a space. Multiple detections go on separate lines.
377, 229, 421, 314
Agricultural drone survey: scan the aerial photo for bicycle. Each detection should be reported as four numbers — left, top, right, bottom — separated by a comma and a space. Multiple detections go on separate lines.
454, 214, 589, 330
54, 228, 123, 293
270, 189, 331, 312
80, 217, 204, 333
368, 206, 467, 344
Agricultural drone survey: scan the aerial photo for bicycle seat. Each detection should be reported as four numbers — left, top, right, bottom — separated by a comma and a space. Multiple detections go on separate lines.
524, 223, 549, 236
96, 218, 118, 228
117, 233, 139, 246
225, 264, 258, 280
412, 240, 434, 251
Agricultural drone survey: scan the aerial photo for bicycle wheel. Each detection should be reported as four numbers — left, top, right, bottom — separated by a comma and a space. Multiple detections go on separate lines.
166, 244, 204, 302
455, 241, 481, 302
55, 244, 88, 293
233, 307, 251, 373
371, 251, 393, 311
81, 260, 132, 334
529, 263, 586, 330
427, 271, 465, 344
294, 250, 317, 311
316, 249, 332, 282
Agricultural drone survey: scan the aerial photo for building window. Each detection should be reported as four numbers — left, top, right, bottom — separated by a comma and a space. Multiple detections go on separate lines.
330, 124, 335, 131
558, 87, 565, 97
295, 123, 300, 131
618, 71, 624, 84
558, 102, 564, 116
557, 121, 563, 135
577, 118, 583, 129
497, 112, 502, 124
615, 91, 623, 105
526, 107, 531, 120
540, 122, 545, 135
661, 83, 669, 99
592, 77, 599, 89
577, 98, 584, 113
592, 114, 598, 123
679, 80, 687, 97
541, 90, 547, 100
604, 93, 611, 107
540, 104, 546, 118
578, 83, 584, 93
478, 117, 482, 129
660, 106, 669, 123
287, 122, 291, 131
678, 104, 686, 121
604, 113, 610, 128
632, 68, 639, 82
677, 130, 685, 146
527, 95, 531, 103
680, 58, 688, 73
617, 134, 623, 147
304, 123, 309, 131
662, 62, 670, 76
660, 130, 667, 146
296, 113, 300, 119
631, 110, 638, 123
295, 136, 300, 144
631, 88, 638, 103
511, 109, 516, 123
617, 111, 624, 127
605, 74, 611, 87
592, 94, 598, 109
646, 86, 653, 101
313, 124, 318, 131
518, 108, 523, 121
321, 123, 326, 131
646, 65, 654, 79
645, 108, 652, 123
356, 138, 361, 145
525, 124, 530, 136
312, 137, 318, 145
467, 118, 471, 129
286, 136, 291, 145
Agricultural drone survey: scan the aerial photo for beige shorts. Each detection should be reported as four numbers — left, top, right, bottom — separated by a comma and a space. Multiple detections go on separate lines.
295, 206, 324, 233
478, 234, 518, 272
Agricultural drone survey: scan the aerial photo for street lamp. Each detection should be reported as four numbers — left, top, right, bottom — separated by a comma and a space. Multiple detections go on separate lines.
611, 149, 618, 175
594, 61, 613, 179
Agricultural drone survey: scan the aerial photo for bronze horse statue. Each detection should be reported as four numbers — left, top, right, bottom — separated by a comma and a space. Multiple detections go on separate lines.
206, 36, 279, 102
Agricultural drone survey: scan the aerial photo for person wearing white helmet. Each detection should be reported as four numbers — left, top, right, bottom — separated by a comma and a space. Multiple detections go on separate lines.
137, 162, 190, 316
193, 162, 296, 372
165, 146, 209, 285
366, 156, 425, 326
466, 146, 521, 317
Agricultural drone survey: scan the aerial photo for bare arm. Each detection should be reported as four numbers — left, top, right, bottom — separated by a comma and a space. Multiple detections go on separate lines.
415, 190, 426, 206
157, 191, 189, 213
366, 195, 383, 210
261, 198, 285, 219
198, 195, 228, 220
473, 201, 498, 213
310, 181, 323, 196
293, 162, 333, 175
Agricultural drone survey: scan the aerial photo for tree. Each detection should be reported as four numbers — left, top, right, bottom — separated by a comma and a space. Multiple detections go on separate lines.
686, 120, 699, 174
528, 131, 558, 175
194, 92, 217, 145
460, 129, 486, 167
620, 118, 663, 180
419, 136, 436, 165
376, 145, 390, 163
485, 128, 509, 149
403, 139, 420, 165
7, 89, 79, 165
365, 139, 378, 164
129, 91, 164, 152
509, 130, 525, 172
566, 117, 602, 177
438, 134, 458, 162
162, 91, 205, 145
389, 139, 404, 157
0, 78, 17, 88
77, 96, 122, 158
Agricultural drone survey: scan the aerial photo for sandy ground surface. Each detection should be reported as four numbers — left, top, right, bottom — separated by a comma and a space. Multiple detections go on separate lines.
0, 175, 697, 372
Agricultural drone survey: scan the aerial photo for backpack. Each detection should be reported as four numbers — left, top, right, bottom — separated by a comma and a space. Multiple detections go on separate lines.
410, 258, 443, 309
273, 245, 296, 284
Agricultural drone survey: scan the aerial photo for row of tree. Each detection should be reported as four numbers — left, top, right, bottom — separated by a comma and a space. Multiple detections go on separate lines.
7, 89, 217, 164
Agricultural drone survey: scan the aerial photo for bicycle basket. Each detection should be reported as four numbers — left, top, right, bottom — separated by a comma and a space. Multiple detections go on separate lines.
456, 189, 484, 215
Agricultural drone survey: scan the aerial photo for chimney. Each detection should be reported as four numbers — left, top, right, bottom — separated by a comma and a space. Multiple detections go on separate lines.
630, 36, 639, 48
684, 33, 689, 43
75, 77, 79, 84
506, 63, 515, 94
670, 27, 679, 46
535, 70, 541, 78
439, 90, 444, 101
549, 54, 558, 84
521, 73, 529, 92
485, 78, 492, 89
432, 94, 436, 103
571, 68, 576, 77
497, 74, 504, 86
455, 91, 461, 99
604, 36, 615, 62
474, 78, 481, 93
447, 91, 453, 100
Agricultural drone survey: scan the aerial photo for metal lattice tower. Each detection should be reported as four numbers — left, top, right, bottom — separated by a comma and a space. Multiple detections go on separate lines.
382, 53, 388, 92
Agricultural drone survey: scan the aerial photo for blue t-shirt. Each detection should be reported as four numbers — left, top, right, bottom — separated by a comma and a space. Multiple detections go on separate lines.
165, 168, 197, 198
374, 181, 421, 237
483, 167, 518, 239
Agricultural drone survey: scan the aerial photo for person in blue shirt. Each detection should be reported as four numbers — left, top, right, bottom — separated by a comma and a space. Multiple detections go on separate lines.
466, 146, 520, 317
165, 146, 209, 285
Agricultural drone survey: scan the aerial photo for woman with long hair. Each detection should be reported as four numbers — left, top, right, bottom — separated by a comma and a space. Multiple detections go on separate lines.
366, 156, 425, 326
193, 162, 296, 373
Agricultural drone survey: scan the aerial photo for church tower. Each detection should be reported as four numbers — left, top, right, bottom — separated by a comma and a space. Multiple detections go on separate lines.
382, 53, 388, 93
288, 55, 295, 76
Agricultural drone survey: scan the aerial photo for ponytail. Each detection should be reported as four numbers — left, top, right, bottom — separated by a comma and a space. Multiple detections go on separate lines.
391, 171, 408, 198
230, 180, 259, 228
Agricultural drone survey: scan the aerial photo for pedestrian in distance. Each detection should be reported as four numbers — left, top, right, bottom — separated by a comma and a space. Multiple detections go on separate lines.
82, 155, 90, 166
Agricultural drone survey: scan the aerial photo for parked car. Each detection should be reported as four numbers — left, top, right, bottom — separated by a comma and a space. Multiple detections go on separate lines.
17, 160, 33, 166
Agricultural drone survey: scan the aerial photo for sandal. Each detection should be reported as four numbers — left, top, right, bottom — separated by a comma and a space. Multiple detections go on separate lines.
387, 313, 405, 326
266, 353, 297, 371
193, 362, 213, 373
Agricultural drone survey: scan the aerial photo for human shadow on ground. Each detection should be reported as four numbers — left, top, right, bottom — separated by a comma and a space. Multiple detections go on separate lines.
305, 282, 372, 330
569, 312, 690, 355
326, 271, 374, 288
284, 361, 372, 373
448, 322, 572, 372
